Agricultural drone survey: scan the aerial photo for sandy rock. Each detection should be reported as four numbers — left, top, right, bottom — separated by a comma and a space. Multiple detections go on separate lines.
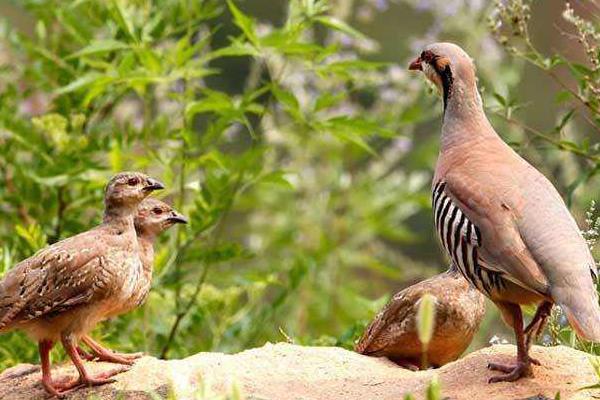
0, 343, 598, 399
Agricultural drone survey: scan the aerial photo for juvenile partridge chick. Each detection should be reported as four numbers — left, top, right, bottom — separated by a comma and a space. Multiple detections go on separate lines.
409, 42, 600, 382
356, 266, 485, 369
0, 172, 164, 397
79, 198, 187, 364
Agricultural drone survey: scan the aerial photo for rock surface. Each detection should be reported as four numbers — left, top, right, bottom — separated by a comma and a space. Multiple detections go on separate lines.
0, 343, 598, 399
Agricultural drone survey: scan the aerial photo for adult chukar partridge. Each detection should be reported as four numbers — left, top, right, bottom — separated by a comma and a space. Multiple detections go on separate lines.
409, 42, 600, 382
355, 265, 485, 369
0, 172, 164, 397
78, 198, 187, 365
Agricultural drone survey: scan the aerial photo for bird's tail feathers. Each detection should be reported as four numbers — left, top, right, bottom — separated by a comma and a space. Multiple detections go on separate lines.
554, 286, 600, 342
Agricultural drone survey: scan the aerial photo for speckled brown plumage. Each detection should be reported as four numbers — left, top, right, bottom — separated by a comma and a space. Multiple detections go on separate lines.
356, 266, 485, 369
78, 198, 187, 365
0, 171, 164, 398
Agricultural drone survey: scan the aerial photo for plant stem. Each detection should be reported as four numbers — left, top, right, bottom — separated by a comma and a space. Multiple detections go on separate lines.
50, 186, 66, 244
491, 110, 600, 163
160, 261, 209, 359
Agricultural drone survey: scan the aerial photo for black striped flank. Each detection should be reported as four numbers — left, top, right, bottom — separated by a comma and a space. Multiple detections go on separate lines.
432, 182, 505, 296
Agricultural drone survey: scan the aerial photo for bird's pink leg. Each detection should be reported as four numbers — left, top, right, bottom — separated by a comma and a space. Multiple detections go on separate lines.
524, 301, 552, 349
60, 333, 130, 390
76, 345, 95, 361
38, 339, 67, 398
81, 335, 143, 365
488, 303, 537, 382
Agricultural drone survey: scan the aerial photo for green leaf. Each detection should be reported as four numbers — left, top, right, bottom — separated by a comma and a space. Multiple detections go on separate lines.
417, 293, 436, 347
28, 174, 70, 187
210, 41, 259, 58
556, 109, 575, 132
315, 16, 369, 40
135, 47, 162, 73
226, 0, 258, 46
55, 73, 103, 95
332, 130, 376, 155
425, 376, 442, 400
15, 223, 47, 252
554, 90, 572, 104
258, 171, 295, 190
271, 85, 301, 119
108, 0, 137, 42
65, 39, 129, 59
493, 92, 507, 107
318, 60, 386, 78
314, 92, 345, 112
185, 91, 233, 120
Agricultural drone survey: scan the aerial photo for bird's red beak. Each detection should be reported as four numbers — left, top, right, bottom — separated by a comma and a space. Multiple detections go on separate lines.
408, 57, 422, 71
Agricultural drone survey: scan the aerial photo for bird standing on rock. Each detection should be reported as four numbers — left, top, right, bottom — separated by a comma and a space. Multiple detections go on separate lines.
355, 266, 485, 369
78, 198, 188, 365
409, 42, 600, 382
0, 171, 164, 397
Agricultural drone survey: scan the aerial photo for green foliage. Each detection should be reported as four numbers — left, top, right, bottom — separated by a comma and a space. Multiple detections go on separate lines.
0, 0, 436, 368
580, 357, 600, 390
417, 293, 436, 369
403, 377, 443, 400
0, 0, 598, 377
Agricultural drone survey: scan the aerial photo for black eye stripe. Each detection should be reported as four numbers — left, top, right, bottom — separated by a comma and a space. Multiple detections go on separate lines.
421, 50, 436, 63
420, 49, 454, 112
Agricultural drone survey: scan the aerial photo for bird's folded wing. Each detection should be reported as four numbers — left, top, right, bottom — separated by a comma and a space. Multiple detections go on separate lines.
355, 290, 415, 354
442, 172, 549, 296
514, 173, 598, 287
0, 237, 110, 328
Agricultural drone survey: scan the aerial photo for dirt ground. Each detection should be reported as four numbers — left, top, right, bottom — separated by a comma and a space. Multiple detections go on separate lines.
0, 343, 598, 399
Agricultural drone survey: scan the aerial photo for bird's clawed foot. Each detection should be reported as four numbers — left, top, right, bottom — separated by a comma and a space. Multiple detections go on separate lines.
77, 345, 143, 365
41, 377, 70, 399
42, 365, 130, 398
487, 360, 534, 382
80, 336, 144, 365
42, 374, 85, 399
83, 349, 138, 365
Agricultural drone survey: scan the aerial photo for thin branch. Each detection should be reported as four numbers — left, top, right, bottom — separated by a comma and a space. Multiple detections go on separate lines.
3, 166, 32, 225
491, 110, 600, 163
159, 261, 209, 359
49, 186, 66, 244
158, 169, 246, 358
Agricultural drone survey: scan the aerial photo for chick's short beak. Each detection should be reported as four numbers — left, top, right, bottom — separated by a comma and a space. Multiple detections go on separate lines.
408, 57, 422, 71
168, 212, 188, 224
143, 178, 165, 192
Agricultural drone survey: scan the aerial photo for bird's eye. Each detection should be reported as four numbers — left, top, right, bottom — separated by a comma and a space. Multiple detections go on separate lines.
152, 207, 163, 215
421, 51, 435, 63
127, 177, 139, 186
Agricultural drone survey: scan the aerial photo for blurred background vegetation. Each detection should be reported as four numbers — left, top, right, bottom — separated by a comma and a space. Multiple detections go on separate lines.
0, 0, 598, 369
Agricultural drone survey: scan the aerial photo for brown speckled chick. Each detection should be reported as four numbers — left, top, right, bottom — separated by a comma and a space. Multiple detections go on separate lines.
78, 198, 187, 364
356, 266, 485, 369
0, 172, 164, 398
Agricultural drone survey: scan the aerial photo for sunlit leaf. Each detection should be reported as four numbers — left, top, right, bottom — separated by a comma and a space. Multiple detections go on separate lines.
65, 39, 129, 59
226, 0, 258, 46
315, 16, 368, 40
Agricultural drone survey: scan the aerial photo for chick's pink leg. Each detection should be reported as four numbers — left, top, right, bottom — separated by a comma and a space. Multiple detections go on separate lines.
61, 333, 130, 389
39, 339, 65, 398
81, 335, 143, 365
